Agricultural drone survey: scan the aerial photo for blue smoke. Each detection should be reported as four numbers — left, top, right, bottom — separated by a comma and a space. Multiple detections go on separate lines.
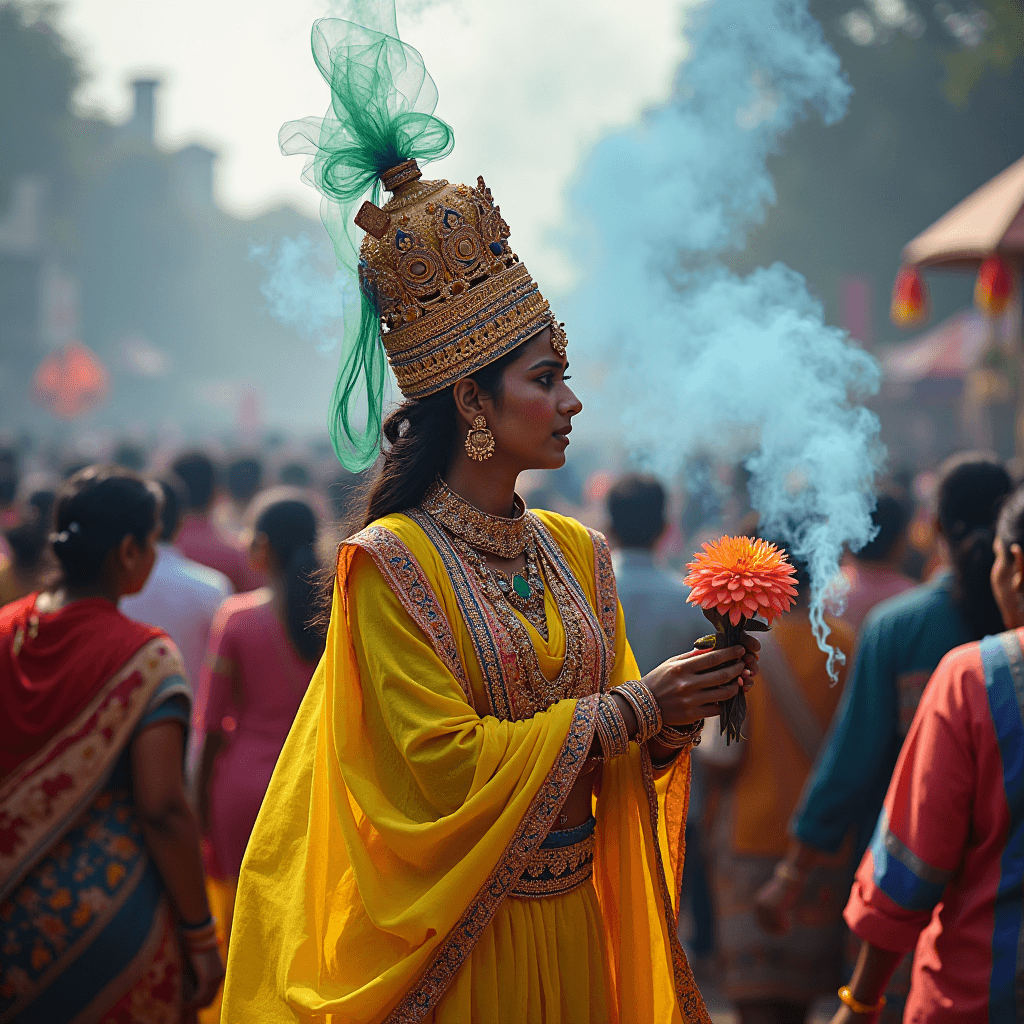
250, 234, 353, 354
562, 0, 884, 677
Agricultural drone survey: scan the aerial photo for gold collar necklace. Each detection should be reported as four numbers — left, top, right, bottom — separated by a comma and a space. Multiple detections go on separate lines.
421, 477, 529, 559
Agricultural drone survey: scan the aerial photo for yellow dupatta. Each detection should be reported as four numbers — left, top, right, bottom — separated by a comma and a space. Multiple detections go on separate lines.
220, 510, 707, 1023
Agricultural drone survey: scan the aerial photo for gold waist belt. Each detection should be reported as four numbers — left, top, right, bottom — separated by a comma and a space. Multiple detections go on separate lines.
510, 816, 596, 899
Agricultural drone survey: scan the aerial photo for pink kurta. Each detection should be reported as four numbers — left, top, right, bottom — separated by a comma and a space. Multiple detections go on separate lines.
196, 590, 316, 878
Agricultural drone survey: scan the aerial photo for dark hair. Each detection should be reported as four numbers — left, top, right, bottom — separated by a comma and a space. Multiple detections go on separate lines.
171, 451, 216, 512
935, 452, 1012, 641
227, 457, 263, 504
254, 497, 324, 662
607, 473, 667, 549
3, 489, 57, 570
279, 462, 311, 488
357, 342, 523, 529
154, 474, 188, 542
326, 470, 363, 522
51, 466, 159, 588
112, 442, 147, 472
857, 490, 911, 562
0, 448, 17, 506
997, 483, 1024, 553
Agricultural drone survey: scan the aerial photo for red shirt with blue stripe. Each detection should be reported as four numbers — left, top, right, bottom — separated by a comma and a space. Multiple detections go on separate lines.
845, 628, 1024, 1023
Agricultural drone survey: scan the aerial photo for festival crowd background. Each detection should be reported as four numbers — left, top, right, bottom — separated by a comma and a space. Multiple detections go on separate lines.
4, 1, 1024, 1021
0, 436, 1009, 1023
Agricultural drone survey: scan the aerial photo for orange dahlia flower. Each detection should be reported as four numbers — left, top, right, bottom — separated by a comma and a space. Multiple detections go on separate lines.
684, 536, 798, 627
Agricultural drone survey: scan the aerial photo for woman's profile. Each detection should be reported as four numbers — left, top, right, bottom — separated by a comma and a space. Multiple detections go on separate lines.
220, 9, 758, 1023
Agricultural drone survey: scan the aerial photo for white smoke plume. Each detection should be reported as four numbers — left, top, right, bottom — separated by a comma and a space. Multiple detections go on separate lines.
251, 235, 353, 354
562, 0, 885, 676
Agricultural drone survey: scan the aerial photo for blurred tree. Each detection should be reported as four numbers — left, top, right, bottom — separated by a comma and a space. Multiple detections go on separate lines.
0, 2, 82, 214
728, 0, 1024, 352
941, 0, 1024, 104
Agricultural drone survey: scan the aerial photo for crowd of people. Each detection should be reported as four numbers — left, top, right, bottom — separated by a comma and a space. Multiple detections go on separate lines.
0, 440, 1022, 1023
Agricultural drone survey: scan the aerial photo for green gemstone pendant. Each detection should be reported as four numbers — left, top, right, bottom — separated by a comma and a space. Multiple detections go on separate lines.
512, 574, 532, 599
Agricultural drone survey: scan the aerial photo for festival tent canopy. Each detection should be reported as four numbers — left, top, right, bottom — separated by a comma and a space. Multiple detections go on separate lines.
903, 153, 1024, 271
881, 309, 996, 384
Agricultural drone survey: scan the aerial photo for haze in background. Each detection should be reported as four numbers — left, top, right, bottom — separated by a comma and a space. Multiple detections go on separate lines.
58, 0, 687, 290
563, 0, 884, 672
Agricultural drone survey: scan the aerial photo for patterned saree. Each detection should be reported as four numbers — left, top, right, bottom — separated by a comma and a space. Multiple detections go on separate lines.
222, 505, 708, 1023
0, 595, 191, 1024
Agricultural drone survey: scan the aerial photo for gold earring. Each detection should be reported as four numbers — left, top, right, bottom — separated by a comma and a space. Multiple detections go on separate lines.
465, 415, 495, 461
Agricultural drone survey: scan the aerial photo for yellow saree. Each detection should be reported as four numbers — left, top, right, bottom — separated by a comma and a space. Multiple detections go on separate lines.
220, 509, 707, 1023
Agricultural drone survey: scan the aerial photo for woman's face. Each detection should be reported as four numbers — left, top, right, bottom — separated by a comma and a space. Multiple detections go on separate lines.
480, 329, 583, 471
990, 534, 1024, 630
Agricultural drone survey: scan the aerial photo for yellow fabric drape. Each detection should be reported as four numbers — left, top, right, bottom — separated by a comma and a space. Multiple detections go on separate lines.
220, 510, 707, 1024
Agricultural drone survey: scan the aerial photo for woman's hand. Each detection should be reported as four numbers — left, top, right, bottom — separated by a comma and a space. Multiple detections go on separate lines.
754, 866, 801, 935
184, 946, 226, 1010
642, 635, 760, 727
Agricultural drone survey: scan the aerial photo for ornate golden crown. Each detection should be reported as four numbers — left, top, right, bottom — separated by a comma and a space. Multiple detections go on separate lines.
354, 159, 566, 399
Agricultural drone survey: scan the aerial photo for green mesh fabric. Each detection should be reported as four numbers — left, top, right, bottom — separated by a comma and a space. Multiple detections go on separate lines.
281, 10, 455, 471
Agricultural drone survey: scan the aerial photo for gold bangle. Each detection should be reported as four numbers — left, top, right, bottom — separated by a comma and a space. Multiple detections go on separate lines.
838, 986, 886, 1015
612, 680, 663, 743
657, 720, 703, 749
595, 694, 630, 759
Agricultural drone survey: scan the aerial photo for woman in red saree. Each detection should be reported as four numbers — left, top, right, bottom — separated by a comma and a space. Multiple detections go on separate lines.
0, 466, 223, 1023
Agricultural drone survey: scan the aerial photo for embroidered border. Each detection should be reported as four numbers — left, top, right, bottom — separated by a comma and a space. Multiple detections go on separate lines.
637, 746, 713, 1024
0, 638, 184, 902
510, 833, 595, 898
407, 510, 518, 720
530, 515, 609, 690
381, 694, 600, 1024
344, 527, 472, 704
586, 526, 618, 669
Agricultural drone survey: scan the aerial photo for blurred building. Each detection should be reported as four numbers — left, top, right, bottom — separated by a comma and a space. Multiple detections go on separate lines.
0, 78, 335, 437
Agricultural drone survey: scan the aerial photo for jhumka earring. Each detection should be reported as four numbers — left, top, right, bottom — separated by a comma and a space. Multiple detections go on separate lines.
465, 415, 496, 461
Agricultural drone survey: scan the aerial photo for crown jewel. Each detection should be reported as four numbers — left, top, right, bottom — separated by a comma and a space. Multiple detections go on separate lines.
357, 161, 567, 399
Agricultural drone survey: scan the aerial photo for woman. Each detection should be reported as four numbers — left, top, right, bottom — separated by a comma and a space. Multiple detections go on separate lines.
755, 454, 1011, 1022
704, 552, 854, 1024
220, 13, 758, 1023
0, 489, 57, 608
0, 466, 222, 1022
830, 479, 1024, 1023
194, 493, 323, 1024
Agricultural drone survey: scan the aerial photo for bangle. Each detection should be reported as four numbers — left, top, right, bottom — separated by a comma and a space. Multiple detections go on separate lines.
838, 986, 886, 1015
656, 720, 704, 749
180, 916, 219, 954
612, 680, 663, 743
595, 694, 630, 759
774, 860, 803, 884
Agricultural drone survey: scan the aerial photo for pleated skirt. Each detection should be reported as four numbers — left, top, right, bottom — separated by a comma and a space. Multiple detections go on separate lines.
428, 880, 613, 1024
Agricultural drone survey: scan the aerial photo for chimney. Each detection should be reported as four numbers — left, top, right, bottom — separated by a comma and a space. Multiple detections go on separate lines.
174, 144, 218, 211
129, 78, 160, 144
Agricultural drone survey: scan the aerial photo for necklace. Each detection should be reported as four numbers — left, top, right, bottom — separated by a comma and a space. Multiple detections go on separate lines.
483, 538, 548, 640
421, 477, 528, 559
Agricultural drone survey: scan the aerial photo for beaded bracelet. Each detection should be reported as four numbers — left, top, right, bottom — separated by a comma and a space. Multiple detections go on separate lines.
180, 916, 219, 954
612, 680, 663, 743
656, 720, 704, 749
594, 693, 630, 759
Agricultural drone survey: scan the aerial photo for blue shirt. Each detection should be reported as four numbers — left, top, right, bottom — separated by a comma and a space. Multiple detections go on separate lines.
791, 572, 973, 861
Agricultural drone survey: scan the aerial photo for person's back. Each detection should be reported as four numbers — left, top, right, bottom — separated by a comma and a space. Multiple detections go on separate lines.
193, 494, 323, 1024
840, 483, 1024, 1022
122, 476, 232, 693
172, 451, 254, 593
790, 455, 1012, 864
839, 490, 914, 634
196, 590, 315, 875
607, 474, 707, 674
